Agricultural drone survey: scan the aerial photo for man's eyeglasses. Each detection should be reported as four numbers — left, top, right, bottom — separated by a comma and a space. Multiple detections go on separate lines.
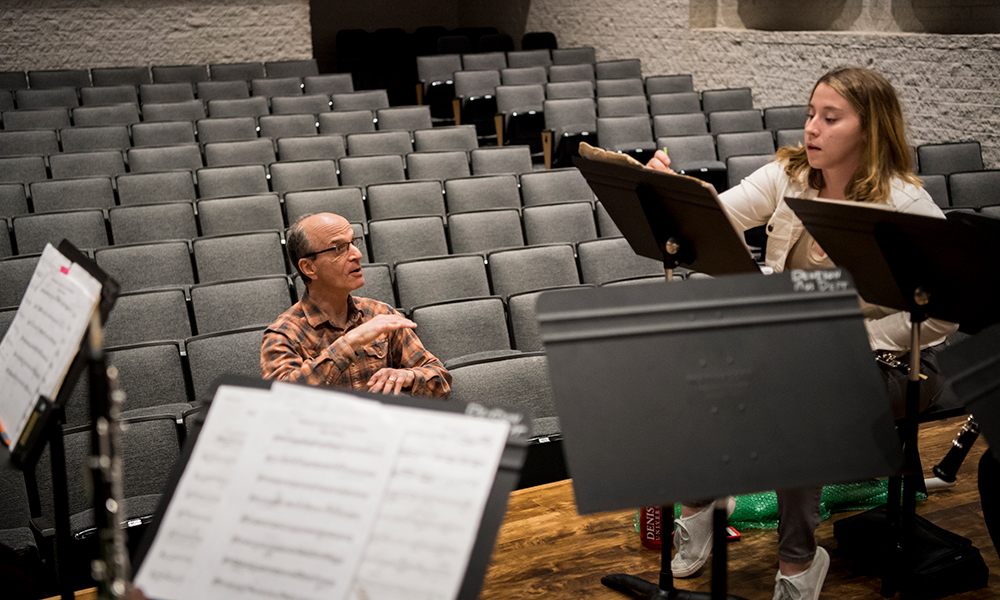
302, 237, 363, 261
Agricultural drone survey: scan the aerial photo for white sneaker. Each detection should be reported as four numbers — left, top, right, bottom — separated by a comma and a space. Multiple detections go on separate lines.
773, 546, 830, 600
670, 497, 736, 578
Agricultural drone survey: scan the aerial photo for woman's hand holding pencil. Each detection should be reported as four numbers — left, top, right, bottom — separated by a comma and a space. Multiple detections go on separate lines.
645, 147, 677, 175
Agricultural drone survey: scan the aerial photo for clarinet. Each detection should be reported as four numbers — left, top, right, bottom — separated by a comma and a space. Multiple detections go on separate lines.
87, 316, 132, 599
932, 415, 980, 484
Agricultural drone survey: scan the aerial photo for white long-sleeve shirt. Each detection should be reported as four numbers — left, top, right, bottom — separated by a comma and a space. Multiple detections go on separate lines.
718, 161, 958, 352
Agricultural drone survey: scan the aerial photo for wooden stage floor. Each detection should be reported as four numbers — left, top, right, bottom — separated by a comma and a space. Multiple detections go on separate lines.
479, 415, 998, 600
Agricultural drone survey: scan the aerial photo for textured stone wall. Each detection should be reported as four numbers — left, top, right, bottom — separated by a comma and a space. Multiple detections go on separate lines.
526, 0, 1000, 168
0, 0, 312, 72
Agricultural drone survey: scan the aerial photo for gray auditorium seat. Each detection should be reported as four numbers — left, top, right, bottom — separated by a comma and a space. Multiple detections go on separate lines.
394, 254, 490, 311
116, 171, 197, 205
522, 202, 598, 245
269, 160, 340, 195
284, 188, 366, 227
576, 237, 664, 285
409, 297, 513, 364
192, 231, 287, 283
186, 326, 267, 403
486, 244, 580, 298
447, 209, 525, 254
102, 287, 192, 346
13, 209, 109, 253
366, 180, 446, 220
196, 194, 284, 236
108, 202, 198, 245
368, 216, 448, 265
190, 275, 294, 335
30, 177, 115, 212
448, 352, 558, 438
94, 240, 195, 292
444, 174, 521, 213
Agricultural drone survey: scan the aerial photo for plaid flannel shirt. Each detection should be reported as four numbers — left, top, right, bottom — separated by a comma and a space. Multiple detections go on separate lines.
261, 291, 451, 398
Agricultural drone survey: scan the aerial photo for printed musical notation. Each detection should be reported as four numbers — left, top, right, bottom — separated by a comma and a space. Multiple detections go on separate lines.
0, 244, 101, 448
135, 382, 510, 600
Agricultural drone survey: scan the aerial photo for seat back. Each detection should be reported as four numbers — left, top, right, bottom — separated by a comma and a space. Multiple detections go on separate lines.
917, 141, 984, 175
523, 202, 597, 245
444, 174, 521, 213
367, 180, 446, 220
368, 215, 448, 265
413, 125, 479, 152
285, 188, 366, 226
116, 171, 196, 205
406, 151, 471, 181
470, 146, 533, 175
30, 177, 115, 212
645, 74, 694, 95
394, 254, 490, 311
269, 160, 340, 194
196, 165, 270, 199
186, 326, 267, 403
192, 230, 287, 283
701, 87, 754, 113
447, 209, 525, 254
487, 244, 580, 298
95, 240, 195, 292
595, 59, 642, 80
103, 287, 192, 346
409, 297, 511, 363
191, 276, 294, 334
196, 194, 284, 236
13, 209, 109, 253
108, 202, 198, 245
576, 237, 663, 284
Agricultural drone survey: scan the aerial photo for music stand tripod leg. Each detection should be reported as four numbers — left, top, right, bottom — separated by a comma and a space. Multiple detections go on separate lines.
601, 502, 748, 600
880, 319, 924, 599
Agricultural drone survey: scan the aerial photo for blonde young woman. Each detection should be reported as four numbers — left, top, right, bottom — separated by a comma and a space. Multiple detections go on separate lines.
647, 67, 958, 600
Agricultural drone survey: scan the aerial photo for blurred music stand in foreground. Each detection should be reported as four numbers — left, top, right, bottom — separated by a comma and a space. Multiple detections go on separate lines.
537, 270, 902, 600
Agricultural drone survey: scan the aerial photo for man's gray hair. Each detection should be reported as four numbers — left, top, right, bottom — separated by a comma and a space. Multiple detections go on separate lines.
286, 213, 314, 282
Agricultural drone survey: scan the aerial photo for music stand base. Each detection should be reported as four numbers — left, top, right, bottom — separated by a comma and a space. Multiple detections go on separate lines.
602, 574, 747, 600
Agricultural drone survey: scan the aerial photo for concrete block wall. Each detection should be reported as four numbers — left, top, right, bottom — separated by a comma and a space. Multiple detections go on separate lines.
526, 0, 1000, 169
0, 0, 312, 72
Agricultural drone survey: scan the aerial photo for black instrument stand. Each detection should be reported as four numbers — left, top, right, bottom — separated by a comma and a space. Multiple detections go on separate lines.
786, 198, 1000, 598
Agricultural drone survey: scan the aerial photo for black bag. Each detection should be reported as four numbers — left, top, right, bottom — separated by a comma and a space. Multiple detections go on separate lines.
834, 505, 989, 598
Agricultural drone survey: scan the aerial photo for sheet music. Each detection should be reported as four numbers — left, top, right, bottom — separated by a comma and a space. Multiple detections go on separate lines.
134, 386, 270, 598
136, 383, 513, 600
0, 244, 100, 447
350, 405, 511, 600
137, 385, 404, 600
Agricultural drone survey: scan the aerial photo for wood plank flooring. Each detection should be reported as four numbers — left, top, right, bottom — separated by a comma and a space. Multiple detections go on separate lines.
480, 415, 998, 600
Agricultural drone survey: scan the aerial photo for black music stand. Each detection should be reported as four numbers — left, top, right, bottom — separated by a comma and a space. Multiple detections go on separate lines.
572, 156, 763, 599
573, 156, 760, 278
5, 240, 119, 600
785, 197, 1000, 597
537, 270, 903, 600
132, 376, 528, 600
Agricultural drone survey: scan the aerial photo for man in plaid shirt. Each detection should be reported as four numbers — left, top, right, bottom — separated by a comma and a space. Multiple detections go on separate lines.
261, 212, 451, 397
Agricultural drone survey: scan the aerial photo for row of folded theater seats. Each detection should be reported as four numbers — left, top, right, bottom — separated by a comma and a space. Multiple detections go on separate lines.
1, 57, 998, 593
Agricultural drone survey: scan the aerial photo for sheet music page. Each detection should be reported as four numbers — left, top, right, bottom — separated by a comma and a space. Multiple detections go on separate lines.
349, 405, 510, 600
134, 386, 272, 598
0, 244, 100, 447
138, 384, 403, 600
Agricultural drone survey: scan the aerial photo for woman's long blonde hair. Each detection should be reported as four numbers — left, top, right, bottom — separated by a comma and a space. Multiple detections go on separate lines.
777, 67, 921, 203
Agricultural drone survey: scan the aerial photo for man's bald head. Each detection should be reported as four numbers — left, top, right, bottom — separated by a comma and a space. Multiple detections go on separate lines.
287, 212, 352, 282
